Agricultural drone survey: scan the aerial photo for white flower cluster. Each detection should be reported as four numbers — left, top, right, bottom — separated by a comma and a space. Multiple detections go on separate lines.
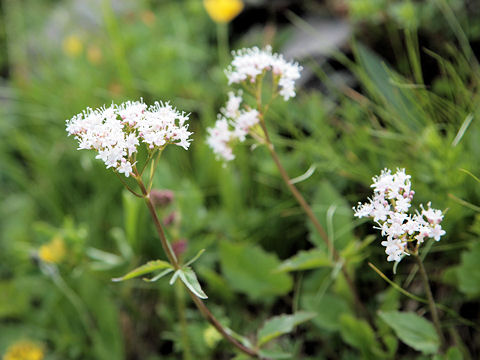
225, 46, 302, 101
206, 91, 259, 161
353, 168, 446, 262
66, 100, 192, 177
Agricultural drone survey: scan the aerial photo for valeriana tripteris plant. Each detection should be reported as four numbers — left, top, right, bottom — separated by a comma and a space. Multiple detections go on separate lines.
66, 100, 264, 359
353, 168, 446, 262
206, 46, 371, 320
354, 168, 446, 347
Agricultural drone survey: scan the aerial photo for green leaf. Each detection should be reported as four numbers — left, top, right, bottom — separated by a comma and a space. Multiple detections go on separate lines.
433, 347, 463, 360
456, 241, 480, 297
185, 248, 206, 267
220, 242, 293, 299
301, 293, 351, 332
257, 311, 317, 347
308, 181, 356, 251
339, 314, 385, 359
143, 268, 174, 282
276, 249, 331, 272
378, 311, 440, 354
112, 260, 173, 282
258, 349, 292, 359
178, 267, 208, 299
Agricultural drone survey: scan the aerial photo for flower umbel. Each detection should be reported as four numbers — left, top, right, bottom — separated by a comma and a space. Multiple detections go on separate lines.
66, 100, 192, 177
353, 168, 446, 262
226, 46, 302, 101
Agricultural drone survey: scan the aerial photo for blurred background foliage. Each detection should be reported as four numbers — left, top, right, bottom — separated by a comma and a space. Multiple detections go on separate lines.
1, 0, 480, 359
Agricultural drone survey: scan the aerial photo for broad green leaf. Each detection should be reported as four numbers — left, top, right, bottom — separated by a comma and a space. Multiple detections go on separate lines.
378, 311, 439, 354
456, 242, 480, 297
257, 311, 317, 347
220, 242, 293, 299
112, 260, 172, 282
301, 293, 351, 332
276, 249, 331, 272
339, 314, 385, 359
433, 346, 463, 360
178, 267, 208, 299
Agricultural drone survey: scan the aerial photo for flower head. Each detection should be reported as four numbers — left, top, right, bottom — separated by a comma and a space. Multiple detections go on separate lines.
354, 168, 446, 262
3, 340, 44, 360
225, 46, 302, 100
38, 236, 66, 264
66, 100, 192, 177
206, 91, 259, 161
203, 0, 244, 23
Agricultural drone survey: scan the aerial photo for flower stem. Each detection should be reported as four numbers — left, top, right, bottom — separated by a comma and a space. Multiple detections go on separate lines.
414, 254, 446, 349
255, 107, 368, 319
133, 173, 265, 359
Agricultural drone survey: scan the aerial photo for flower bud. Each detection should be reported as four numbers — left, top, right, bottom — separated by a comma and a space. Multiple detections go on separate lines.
150, 189, 174, 207
172, 239, 188, 258
163, 211, 177, 226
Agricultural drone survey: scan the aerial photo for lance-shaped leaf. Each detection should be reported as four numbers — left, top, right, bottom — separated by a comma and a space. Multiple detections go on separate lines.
257, 311, 317, 347
178, 267, 208, 299
276, 249, 332, 272
112, 260, 173, 282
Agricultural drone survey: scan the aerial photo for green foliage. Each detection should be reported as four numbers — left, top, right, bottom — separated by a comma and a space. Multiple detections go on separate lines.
378, 311, 440, 354
112, 260, 173, 282
219, 242, 293, 299
257, 311, 316, 347
455, 241, 480, 297
276, 249, 332, 272
339, 314, 386, 359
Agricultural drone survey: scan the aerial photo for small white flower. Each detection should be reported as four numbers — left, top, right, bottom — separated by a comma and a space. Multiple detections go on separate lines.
353, 168, 446, 263
66, 100, 192, 176
225, 46, 302, 101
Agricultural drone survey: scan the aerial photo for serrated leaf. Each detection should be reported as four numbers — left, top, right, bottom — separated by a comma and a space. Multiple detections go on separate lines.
178, 267, 208, 299
378, 311, 439, 354
112, 260, 172, 282
257, 311, 316, 347
220, 242, 293, 299
276, 249, 331, 272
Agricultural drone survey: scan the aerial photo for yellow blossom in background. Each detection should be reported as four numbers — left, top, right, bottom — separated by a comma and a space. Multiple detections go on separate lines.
203, 325, 222, 348
203, 0, 244, 23
3, 341, 44, 360
62, 35, 83, 57
38, 236, 66, 264
87, 45, 103, 65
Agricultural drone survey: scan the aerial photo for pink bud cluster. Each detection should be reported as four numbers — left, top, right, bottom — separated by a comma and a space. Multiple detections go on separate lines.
353, 168, 446, 262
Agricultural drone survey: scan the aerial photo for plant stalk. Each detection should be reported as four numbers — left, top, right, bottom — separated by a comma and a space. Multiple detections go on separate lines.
134, 174, 264, 359
256, 108, 368, 319
414, 254, 446, 349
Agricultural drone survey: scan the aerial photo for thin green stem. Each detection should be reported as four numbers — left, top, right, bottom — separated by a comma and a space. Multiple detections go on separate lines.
133, 172, 264, 359
255, 95, 368, 320
414, 254, 446, 349
115, 172, 143, 198
175, 281, 193, 360
216, 23, 229, 66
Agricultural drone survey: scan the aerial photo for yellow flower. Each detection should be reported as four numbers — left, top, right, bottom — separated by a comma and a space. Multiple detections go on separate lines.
3, 341, 44, 360
62, 35, 83, 57
38, 236, 66, 264
203, 0, 244, 23
203, 325, 222, 348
